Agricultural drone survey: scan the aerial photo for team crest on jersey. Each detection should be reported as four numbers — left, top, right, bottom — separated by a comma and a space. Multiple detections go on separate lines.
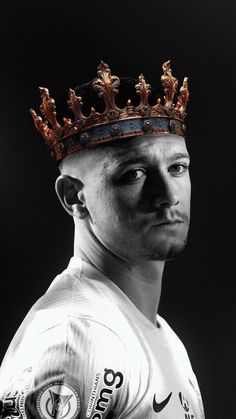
36, 382, 80, 419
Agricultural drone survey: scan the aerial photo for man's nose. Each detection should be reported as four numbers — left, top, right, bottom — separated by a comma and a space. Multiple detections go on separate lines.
152, 176, 179, 208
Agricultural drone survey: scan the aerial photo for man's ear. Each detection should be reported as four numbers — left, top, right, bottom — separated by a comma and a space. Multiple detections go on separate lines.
55, 175, 88, 219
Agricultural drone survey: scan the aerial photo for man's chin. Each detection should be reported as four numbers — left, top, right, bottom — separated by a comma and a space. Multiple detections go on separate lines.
140, 238, 188, 261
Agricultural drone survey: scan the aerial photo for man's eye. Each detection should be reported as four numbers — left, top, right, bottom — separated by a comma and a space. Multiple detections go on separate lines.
121, 169, 146, 183
169, 164, 188, 175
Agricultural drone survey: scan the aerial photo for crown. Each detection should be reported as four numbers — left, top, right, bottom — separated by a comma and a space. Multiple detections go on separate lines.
30, 60, 189, 163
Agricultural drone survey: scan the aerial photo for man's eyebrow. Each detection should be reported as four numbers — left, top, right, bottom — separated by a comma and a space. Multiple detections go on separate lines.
115, 156, 149, 167
102, 154, 143, 169
168, 152, 190, 161
104, 151, 190, 169
114, 152, 189, 165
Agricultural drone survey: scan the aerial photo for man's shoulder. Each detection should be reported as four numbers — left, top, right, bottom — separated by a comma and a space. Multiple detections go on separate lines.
1, 263, 130, 366
0, 265, 133, 392
35, 263, 124, 326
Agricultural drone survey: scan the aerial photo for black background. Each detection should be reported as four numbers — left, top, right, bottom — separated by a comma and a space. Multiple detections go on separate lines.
0, 0, 235, 417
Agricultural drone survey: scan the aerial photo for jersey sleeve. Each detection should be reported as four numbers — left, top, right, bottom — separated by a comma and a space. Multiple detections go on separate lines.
0, 316, 130, 419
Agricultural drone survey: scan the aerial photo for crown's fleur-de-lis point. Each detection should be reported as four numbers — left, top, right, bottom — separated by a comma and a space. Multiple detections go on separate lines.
67, 88, 84, 122
161, 60, 178, 110
175, 77, 189, 116
97, 61, 110, 74
92, 61, 120, 111
135, 73, 151, 108
181, 77, 189, 99
38, 87, 61, 132
30, 108, 55, 145
162, 60, 172, 76
30, 61, 189, 162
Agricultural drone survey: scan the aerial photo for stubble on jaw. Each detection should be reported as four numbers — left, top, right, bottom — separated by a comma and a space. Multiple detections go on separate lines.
139, 236, 189, 261
139, 218, 190, 262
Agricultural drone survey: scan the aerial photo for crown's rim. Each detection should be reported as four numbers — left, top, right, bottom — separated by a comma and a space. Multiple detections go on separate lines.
50, 116, 186, 162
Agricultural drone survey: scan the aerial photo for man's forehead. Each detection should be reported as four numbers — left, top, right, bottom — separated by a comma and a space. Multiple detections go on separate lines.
102, 134, 189, 168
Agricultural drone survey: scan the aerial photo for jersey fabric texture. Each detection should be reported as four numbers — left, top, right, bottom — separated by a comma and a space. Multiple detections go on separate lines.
0, 257, 205, 419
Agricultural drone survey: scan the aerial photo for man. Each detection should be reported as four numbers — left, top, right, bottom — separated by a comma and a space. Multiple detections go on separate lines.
0, 61, 205, 418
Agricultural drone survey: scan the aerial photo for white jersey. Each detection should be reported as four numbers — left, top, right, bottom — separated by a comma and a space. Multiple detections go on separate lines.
0, 257, 204, 418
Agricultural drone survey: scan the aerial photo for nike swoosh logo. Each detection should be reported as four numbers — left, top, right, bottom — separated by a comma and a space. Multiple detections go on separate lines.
153, 392, 172, 413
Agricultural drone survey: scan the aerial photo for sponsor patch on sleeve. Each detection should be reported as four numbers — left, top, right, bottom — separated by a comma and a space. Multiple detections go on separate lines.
86, 368, 124, 419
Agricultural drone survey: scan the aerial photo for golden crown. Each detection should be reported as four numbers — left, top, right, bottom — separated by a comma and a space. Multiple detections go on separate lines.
30, 60, 189, 163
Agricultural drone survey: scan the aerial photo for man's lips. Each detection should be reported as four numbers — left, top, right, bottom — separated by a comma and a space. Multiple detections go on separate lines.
152, 219, 184, 227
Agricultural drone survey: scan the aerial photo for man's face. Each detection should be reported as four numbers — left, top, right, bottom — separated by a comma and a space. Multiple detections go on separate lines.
78, 134, 191, 262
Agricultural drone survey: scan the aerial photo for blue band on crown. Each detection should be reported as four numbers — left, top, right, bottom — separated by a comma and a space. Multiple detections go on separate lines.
59, 117, 185, 159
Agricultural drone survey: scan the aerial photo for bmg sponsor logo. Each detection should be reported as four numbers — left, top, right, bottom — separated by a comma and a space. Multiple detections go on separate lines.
91, 368, 124, 419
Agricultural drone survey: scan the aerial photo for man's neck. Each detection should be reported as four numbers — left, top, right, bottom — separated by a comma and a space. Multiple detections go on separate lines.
73, 224, 165, 326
